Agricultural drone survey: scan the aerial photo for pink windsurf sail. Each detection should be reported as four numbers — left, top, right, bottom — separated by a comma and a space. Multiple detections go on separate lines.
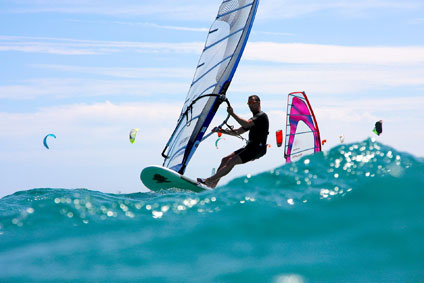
284, 92, 321, 163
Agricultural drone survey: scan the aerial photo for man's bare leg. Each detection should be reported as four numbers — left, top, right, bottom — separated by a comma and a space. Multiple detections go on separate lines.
205, 154, 242, 188
214, 153, 235, 175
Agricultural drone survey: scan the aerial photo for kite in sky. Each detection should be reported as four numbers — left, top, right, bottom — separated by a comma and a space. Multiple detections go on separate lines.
43, 134, 56, 149
129, 128, 139, 144
373, 120, 383, 136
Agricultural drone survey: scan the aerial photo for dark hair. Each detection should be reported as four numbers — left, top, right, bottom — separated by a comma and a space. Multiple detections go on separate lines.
248, 95, 260, 102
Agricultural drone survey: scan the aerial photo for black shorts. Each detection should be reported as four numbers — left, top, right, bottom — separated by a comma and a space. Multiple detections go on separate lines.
234, 144, 267, 164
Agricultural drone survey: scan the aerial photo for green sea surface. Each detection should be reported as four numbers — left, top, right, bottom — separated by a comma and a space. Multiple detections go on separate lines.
1, 139, 423, 282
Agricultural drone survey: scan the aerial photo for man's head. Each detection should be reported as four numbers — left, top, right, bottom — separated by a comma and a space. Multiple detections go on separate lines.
247, 95, 261, 113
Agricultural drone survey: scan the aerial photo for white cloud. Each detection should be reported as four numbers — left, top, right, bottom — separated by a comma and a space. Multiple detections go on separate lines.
4, 0, 421, 20
253, 31, 295, 37
315, 96, 424, 122
259, 0, 421, 19
33, 64, 193, 79
3, 0, 218, 20
112, 22, 291, 35
244, 42, 424, 65
232, 64, 424, 95
0, 78, 188, 100
0, 36, 203, 55
113, 21, 209, 33
3, 36, 424, 67
0, 101, 181, 149
1, 62, 423, 101
0, 45, 96, 55
408, 18, 424, 24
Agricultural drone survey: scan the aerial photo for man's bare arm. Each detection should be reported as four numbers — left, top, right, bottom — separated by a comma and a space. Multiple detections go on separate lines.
211, 126, 247, 136
227, 106, 254, 129
221, 127, 247, 136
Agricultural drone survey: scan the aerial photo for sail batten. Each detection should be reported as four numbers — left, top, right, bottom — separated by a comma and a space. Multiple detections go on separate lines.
204, 28, 244, 51
190, 55, 233, 87
286, 130, 318, 137
183, 83, 218, 105
162, 0, 259, 174
217, 2, 254, 19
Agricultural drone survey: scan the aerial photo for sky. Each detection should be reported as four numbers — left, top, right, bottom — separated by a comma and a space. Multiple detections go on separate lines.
1, 0, 423, 197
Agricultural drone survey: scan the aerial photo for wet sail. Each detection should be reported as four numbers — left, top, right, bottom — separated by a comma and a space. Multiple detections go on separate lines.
284, 92, 322, 163
162, 0, 259, 174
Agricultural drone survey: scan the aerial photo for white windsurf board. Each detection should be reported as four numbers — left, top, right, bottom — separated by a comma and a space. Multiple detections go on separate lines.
140, 165, 211, 193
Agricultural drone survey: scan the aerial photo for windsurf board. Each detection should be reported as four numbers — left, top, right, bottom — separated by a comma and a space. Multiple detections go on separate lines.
140, 165, 210, 193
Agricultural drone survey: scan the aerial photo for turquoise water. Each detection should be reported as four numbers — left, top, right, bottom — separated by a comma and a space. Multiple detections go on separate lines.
1, 138, 423, 282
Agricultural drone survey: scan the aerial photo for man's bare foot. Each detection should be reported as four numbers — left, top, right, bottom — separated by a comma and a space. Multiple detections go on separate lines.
205, 179, 219, 189
197, 178, 219, 189
197, 178, 214, 188
203, 178, 214, 188
211, 180, 219, 188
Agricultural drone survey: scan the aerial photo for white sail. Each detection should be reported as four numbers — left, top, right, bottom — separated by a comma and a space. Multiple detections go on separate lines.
162, 0, 259, 174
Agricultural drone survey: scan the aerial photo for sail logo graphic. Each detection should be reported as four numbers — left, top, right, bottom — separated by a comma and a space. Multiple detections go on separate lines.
153, 174, 171, 183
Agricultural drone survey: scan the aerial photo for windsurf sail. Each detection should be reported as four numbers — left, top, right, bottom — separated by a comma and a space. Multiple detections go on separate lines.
284, 92, 321, 163
162, 0, 259, 174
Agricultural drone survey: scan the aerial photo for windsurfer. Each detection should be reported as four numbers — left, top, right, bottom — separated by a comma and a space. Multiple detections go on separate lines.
198, 95, 269, 188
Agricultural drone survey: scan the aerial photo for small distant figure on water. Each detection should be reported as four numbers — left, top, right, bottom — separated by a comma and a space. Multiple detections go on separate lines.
373, 120, 383, 136
339, 133, 345, 143
198, 95, 269, 188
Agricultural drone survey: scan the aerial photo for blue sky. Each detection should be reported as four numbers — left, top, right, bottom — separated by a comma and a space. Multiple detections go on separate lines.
1, 0, 423, 196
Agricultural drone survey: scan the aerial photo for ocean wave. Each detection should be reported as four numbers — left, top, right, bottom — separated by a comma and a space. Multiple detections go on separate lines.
1, 138, 423, 281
